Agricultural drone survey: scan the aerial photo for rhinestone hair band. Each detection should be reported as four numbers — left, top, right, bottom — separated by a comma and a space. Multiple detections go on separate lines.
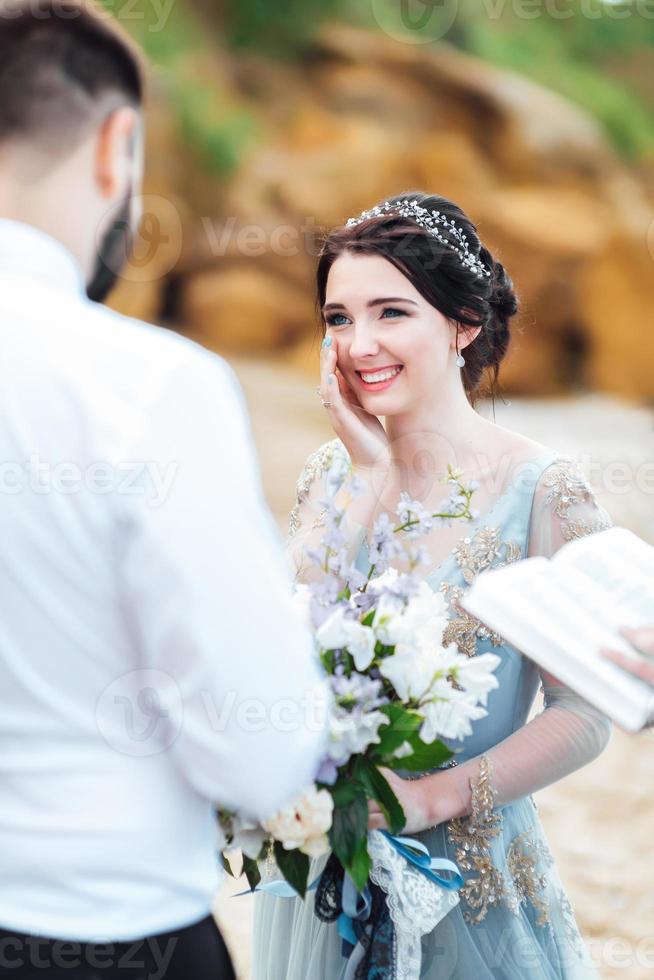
345, 199, 491, 281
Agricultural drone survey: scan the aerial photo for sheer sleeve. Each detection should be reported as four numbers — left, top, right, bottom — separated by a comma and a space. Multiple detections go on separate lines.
438, 456, 614, 821
286, 438, 367, 584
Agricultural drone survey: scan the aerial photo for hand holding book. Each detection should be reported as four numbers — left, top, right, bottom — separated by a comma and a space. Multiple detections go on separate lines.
461, 527, 654, 732
601, 626, 654, 687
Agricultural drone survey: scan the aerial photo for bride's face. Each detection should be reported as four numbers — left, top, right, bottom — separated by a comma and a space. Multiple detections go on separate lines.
322, 252, 454, 415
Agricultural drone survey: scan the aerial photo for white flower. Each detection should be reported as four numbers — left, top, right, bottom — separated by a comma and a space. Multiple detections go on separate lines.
229, 815, 267, 860
420, 688, 488, 742
374, 582, 449, 648
456, 653, 501, 706
290, 584, 313, 629
393, 740, 414, 759
316, 607, 376, 672
328, 706, 388, 766
379, 633, 460, 702
372, 591, 405, 646
368, 567, 400, 592
263, 786, 333, 858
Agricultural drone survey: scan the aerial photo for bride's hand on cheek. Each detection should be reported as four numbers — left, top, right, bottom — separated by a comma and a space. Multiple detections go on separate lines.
318, 333, 391, 471
366, 768, 436, 836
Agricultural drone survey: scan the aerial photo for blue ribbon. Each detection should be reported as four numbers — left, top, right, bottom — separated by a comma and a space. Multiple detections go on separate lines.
380, 830, 464, 891
235, 832, 463, 968
338, 872, 371, 952
336, 831, 463, 959
233, 873, 322, 899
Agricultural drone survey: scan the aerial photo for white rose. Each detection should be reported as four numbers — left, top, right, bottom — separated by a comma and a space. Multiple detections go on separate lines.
263, 786, 334, 857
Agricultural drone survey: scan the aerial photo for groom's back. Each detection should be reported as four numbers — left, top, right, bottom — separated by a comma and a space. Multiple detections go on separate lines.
0, 230, 328, 942
0, 244, 227, 938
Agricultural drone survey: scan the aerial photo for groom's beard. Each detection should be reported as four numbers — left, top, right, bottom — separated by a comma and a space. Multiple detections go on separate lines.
87, 193, 134, 304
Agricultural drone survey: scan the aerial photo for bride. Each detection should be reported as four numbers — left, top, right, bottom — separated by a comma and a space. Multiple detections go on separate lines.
252, 192, 612, 978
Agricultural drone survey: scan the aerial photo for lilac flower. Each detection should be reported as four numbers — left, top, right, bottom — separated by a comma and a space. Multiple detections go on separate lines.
369, 513, 403, 568
316, 756, 339, 786
330, 672, 386, 712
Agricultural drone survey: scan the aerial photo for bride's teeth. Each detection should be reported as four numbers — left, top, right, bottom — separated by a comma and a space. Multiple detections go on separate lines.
361, 367, 401, 383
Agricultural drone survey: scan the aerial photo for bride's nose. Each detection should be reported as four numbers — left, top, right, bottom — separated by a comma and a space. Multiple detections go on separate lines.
348, 323, 381, 360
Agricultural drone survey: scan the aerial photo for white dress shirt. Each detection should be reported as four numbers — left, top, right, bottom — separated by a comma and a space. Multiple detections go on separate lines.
0, 219, 328, 942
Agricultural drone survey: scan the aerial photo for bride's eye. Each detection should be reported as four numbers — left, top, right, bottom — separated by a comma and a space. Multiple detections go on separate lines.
381, 307, 406, 319
325, 313, 350, 327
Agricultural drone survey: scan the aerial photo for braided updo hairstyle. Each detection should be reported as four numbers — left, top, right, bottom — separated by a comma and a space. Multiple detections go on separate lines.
316, 191, 518, 406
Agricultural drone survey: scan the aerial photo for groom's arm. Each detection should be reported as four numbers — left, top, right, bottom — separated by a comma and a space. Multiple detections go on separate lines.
118, 348, 329, 820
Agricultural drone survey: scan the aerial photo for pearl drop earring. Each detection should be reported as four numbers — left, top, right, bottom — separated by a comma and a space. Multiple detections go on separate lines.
455, 352, 465, 367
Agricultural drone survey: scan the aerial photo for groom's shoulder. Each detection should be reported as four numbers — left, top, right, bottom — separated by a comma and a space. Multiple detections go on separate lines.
84, 301, 241, 400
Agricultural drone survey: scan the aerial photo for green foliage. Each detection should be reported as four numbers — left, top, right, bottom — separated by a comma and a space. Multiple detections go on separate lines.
359, 0, 654, 160
354, 758, 405, 834
460, 5, 654, 159
220, 0, 347, 57
242, 853, 262, 892
273, 841, 311, 898
101, 0, 258, 176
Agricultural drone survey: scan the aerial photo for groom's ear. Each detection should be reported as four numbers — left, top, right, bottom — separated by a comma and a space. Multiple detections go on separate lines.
94, 106, 142, 201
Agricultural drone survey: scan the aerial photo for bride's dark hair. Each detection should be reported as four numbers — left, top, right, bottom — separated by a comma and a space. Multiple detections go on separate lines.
316, 191, 518, 406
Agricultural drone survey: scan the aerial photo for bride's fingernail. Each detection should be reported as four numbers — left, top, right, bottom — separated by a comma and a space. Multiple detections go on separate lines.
328, 374, 335, 383
322, 337, 332, 349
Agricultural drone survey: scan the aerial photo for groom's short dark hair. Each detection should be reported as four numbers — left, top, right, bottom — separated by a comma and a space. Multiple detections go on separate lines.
0, 0, 144, 152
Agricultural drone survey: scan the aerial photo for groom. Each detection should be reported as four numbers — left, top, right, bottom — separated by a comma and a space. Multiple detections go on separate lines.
0, 2, 328, 976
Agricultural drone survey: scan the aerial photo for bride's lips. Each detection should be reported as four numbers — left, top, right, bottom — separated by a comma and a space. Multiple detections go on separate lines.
354, 365, 404, 393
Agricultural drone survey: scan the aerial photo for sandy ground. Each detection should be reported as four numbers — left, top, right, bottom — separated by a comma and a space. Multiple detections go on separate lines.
213, 357, 654, 980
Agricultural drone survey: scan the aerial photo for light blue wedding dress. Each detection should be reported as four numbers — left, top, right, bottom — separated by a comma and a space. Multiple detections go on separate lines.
252, 440, 613, 979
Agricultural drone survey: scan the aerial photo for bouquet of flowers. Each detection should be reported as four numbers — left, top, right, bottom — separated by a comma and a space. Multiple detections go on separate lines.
220, 460, 500, 977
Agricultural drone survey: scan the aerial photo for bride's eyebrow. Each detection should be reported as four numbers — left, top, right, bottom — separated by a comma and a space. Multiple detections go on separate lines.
322, 297, 419, 313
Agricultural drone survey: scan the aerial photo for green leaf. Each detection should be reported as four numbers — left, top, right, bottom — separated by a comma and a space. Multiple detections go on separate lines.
220, 850, 235, 877
242, 854, 262, 892
345, 835, 372, 892
329, 793, 368, 869
355, 759, 405, 835
386, 736, 454, 773
273, 842, 310, 898
330, 779, 365, 808
374, 704, 423, 756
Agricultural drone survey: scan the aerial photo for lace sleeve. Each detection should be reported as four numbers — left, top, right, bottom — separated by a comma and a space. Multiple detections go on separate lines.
526, 455, 613, 560
436, 456, 613, 820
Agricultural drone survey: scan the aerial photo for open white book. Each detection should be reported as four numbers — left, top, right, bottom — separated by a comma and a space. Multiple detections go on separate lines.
461, 527, 654, 733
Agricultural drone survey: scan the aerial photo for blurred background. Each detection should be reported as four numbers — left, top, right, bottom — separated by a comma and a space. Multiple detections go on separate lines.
104, 1, 654, 976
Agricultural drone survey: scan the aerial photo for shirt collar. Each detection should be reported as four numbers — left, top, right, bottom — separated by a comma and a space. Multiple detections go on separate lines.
0, 219, 86, 296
